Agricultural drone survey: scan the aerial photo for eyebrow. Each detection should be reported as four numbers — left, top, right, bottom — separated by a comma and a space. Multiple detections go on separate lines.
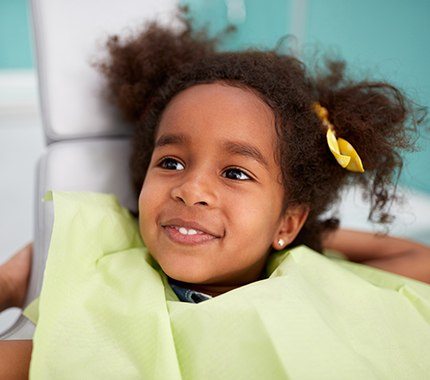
223, 141, 269, 169
154, 133, 269, 169
155, 133, 189, 148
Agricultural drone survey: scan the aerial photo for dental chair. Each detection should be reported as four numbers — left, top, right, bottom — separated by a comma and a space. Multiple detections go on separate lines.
2, 0, 430, 341
0, 0, 178, 340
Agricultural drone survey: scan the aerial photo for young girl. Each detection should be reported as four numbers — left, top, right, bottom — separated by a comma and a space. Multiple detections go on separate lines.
1, 7, 430, 379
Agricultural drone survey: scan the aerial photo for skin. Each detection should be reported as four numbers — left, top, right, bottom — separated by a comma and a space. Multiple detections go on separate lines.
0, 243, 32, 311
138, 82, 309, 297
0, 340, 32, 379
0, 244, 33, 379
325, 228, 430, 283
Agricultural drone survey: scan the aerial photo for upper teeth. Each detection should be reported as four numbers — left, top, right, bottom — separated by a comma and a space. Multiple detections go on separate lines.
177, 227, 202, 235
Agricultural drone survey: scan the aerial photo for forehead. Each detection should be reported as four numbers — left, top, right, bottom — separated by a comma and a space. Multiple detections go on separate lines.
157, 82, 276, 148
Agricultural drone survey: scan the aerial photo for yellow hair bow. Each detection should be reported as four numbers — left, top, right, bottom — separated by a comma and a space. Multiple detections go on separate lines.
313, 103, 364, 173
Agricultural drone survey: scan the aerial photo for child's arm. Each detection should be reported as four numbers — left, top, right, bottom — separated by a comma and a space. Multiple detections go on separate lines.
0, 243, 32, 311
324, 229, 430, 283
0, 340, 32, 379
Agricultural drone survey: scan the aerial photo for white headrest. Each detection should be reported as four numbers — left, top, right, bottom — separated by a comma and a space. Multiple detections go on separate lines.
31, 0, 179, 142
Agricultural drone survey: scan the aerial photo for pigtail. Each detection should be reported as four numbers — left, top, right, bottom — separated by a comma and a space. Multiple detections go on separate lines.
289, 59, 427, 251
314, 59, 425, 228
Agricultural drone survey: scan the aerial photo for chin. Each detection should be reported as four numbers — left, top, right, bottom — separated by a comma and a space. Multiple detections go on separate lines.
159, 261, 211, 284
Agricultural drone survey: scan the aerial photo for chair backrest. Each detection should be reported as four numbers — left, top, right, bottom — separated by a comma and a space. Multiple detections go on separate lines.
32, 0, 178, 142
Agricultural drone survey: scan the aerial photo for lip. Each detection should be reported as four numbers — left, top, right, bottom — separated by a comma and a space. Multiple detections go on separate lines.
161, 218, 222, 238
163, 226, 219, 246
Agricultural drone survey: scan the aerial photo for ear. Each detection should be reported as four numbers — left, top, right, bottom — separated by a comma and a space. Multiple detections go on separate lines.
272, 204, 309, 250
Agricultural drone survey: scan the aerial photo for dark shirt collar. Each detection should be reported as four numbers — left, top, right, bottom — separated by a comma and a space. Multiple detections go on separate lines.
168, 278, 213, 303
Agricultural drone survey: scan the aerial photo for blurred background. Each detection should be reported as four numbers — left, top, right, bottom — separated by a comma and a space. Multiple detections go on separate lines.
0, 0, 429, 325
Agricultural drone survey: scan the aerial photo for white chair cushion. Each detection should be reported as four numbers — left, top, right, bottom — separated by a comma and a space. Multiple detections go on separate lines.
32, 0, 178, 141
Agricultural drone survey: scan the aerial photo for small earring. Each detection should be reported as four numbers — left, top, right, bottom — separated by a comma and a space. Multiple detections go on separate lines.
277, 239, 286, 248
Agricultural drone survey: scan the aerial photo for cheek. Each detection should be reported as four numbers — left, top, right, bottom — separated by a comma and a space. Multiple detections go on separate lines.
255, 194, 284, 245
138, 173, 165, 211
229, 191, 282, 246
138, 180, 160, 241
247, 205, 279, 245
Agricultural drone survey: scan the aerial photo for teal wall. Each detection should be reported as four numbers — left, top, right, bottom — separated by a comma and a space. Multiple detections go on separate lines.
182, 0, 289, 50
0, 0, 33, 68
305, 0, 430, 194
2, 0, 429, 193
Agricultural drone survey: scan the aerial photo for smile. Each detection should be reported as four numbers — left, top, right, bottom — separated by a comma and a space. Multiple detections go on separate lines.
163, 225, 219, 245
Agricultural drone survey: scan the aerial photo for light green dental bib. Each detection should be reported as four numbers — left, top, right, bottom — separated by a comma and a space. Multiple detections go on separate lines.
26, 192, 430, 379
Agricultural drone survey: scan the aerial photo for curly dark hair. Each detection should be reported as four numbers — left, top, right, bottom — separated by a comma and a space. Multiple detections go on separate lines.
98, 6, 425, 252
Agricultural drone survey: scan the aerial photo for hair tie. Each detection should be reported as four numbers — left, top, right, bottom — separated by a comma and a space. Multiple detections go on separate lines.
313, 103, 364, 173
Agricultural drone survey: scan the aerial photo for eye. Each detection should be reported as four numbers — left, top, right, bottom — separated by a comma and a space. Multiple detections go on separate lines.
158, 157, 185, 171
222, 168, 251, 181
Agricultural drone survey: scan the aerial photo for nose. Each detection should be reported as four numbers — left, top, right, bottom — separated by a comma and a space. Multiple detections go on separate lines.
170, 172, 217, 207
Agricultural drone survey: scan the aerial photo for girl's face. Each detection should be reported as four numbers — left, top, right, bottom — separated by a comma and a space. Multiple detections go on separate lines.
138, 82, 305, 290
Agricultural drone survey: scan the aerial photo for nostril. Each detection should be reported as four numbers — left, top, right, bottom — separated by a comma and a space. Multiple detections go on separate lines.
175, 195, 186, 204
196, 201, 208, 206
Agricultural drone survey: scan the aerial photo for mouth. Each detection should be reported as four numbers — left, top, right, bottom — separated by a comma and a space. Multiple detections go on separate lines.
161, 218, 222, 246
